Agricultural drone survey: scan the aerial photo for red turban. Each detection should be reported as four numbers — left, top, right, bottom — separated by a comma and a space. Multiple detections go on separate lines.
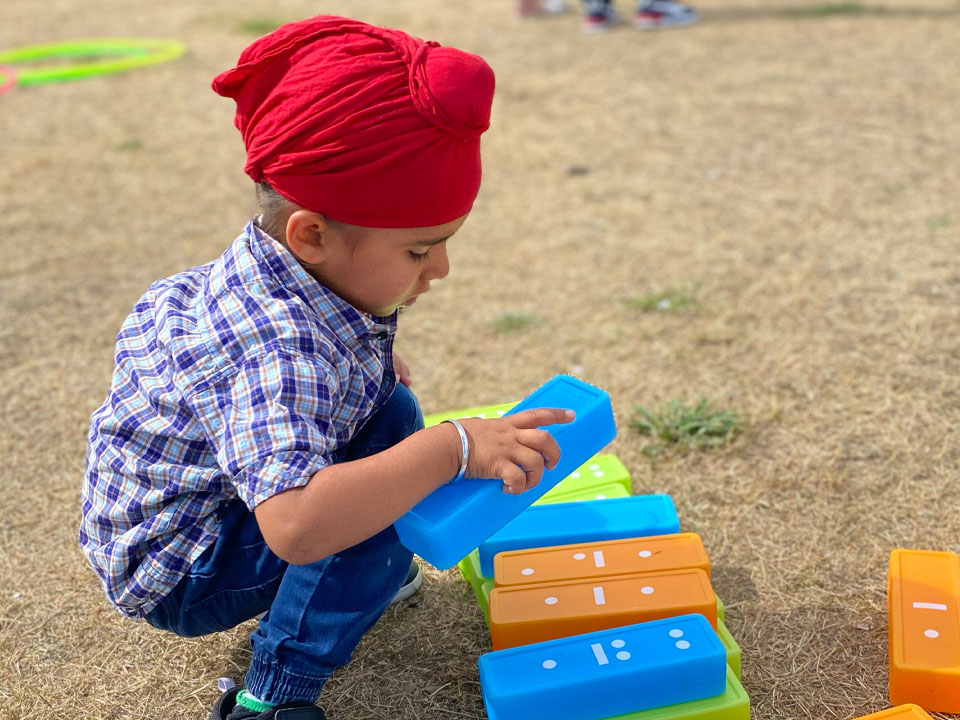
212, 16, 495, 228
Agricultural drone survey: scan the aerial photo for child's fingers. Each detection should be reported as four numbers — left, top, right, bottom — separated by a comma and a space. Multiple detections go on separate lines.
498, 461, 529, 495
516, 428, 561, 470
508, 407, 575, 430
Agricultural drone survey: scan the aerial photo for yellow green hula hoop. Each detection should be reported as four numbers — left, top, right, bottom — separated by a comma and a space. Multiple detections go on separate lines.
0, 38, 184, 86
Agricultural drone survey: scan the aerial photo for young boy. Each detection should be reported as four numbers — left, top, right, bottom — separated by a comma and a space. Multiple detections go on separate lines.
581, 0, 698, 32
80, 15, 573, 720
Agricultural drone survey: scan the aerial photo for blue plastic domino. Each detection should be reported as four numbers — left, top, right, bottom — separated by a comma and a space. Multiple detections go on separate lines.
479, 613, 727, 720
477, 494, 679, 577
394, 375, 616, 569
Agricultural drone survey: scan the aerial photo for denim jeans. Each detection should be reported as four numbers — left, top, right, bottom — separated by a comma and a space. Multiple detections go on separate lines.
145, 383, 423, 704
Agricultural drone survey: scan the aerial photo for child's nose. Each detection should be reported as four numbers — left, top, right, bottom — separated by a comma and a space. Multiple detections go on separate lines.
425, 244, 450, 280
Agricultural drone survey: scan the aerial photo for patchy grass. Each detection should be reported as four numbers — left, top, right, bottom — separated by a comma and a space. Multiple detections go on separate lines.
235, 18, 284, 34
490, 311, 543, 334
631, 398, 741, 456
626, 285, 699, 312
116, 138, 142, 152
927, 215, 950, 229
782, 2, 881, 17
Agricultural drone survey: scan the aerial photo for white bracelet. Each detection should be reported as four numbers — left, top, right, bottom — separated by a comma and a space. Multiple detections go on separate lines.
442, 418, 469, 484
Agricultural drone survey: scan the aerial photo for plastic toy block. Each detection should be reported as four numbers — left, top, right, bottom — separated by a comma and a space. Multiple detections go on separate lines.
494, 533, 709, 588
536, 454, 632, 505
888, 548, 960, 712
478, 494, 679, 577
480, 584, 739, 676
717, 595, 725, 623
395, 376, 616, 569
489, 568, 717, 650
423, 401, 517, 428
458, 548, 488, 589
717, 618, 741, 679
537, 481, 632, 505
853, 705, 933, 719
479, 614, 727, 720
601, 666, 749, 720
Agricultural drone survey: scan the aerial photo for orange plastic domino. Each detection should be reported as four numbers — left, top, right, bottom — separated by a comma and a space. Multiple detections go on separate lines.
888, 549, 960, 713
853, 704, 933, 719
494, 532, 709, 588
488, 568, 717, 650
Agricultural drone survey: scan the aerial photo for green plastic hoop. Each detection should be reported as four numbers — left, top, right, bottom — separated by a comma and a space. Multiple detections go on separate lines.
0, 65, 16, 96
0, 38, 184, 86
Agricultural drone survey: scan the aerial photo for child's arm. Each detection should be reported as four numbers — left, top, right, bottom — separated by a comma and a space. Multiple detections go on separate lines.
254, 407, 574, 564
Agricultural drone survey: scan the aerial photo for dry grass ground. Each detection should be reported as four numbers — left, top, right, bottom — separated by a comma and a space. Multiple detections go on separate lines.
1, 0, 958, 718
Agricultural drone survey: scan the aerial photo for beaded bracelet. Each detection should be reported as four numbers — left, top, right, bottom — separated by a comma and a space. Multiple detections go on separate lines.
442, 418, 469, 484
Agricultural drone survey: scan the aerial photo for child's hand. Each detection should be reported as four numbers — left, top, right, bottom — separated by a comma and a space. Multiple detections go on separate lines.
457, 408, 575, 495
393, 352, 413, 387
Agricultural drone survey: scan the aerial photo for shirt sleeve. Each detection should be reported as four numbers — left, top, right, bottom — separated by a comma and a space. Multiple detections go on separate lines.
187, 345, 343, 509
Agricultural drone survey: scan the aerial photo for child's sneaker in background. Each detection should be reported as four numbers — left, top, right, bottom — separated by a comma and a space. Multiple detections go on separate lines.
634, 0, 698, 29
581, 1, 622, 32
517, 0, 569, 16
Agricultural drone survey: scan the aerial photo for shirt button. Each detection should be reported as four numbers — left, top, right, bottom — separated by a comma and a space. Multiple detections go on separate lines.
375, 331, 389, 341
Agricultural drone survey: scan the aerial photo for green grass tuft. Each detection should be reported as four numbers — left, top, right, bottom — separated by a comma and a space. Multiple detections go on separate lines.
927, 215, 950, 229
235, 18, 284, 34
490, 312, 543, 334
631, 398, 740, 456
782, 2, 879, 17
626, 285, 699, 312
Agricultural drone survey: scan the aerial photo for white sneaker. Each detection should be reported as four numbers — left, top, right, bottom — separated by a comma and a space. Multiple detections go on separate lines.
634, 0, 698, 29
389, 560, 423, 604
517, 0, 570, 16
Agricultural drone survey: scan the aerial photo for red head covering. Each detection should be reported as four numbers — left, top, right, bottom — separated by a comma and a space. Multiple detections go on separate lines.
212, 16, 495, 228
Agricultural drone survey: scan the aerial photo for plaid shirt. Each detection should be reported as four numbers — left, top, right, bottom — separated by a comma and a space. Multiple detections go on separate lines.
80, 220, 397, 618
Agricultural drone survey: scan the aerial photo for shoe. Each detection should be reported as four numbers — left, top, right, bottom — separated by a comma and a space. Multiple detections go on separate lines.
634, 0, 698, 29
389, 560, 422, 604
517, 0, 569, 16
208, 686, 327, 720
581, 3, 622, 32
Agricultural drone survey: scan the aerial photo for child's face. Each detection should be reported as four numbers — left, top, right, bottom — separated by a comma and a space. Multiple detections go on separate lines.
309, 213, 468, 317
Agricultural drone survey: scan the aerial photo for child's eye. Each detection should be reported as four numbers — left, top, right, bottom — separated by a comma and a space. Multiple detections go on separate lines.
409, 249, 430, 262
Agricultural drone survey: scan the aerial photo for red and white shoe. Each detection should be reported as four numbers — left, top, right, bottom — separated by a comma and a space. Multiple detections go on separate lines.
517, 0, 570, 16
581, 4, 622, 32
634, 0, 699, 29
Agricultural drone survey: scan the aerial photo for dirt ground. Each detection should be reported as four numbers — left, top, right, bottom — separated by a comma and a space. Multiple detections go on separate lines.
1, 0, 958, 718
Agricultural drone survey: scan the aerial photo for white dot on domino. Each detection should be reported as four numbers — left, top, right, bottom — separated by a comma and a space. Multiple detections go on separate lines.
589, 464, 599, 470
496, 410, 506, 416
542, 659, 557, 669
573, 553, 586, 560
571, 472, 581, 479
593, 471, 604, 477
676, 640, 691, 650
544, 596, 558, 605
669, 629, 684, 638
638, 550, 652, 558
925, 629, 939, 638
616, 651, 631, 660
522, 568, 534, 576
611, 639, 625, 648
641, 586, 654, 595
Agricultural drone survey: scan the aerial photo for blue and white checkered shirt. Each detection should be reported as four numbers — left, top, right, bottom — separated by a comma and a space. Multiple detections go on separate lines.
80, 220, 397, 618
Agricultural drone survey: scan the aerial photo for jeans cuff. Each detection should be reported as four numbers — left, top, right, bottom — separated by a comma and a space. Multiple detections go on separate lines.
245, 654, 331, 704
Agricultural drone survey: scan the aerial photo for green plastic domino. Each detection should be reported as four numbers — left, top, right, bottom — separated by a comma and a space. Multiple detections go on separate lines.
717, 595, 725, 622
423, 401, 517, 427
536, 453, 632, 504
537, 480, 631, 505
717, 618, 741, 679
606, 666, 750, 720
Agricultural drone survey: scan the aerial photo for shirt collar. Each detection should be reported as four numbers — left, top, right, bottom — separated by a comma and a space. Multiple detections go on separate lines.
246, 219, 397, 344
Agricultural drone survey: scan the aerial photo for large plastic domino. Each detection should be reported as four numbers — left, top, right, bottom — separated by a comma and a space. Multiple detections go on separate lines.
853, 704, 933, 719
479, 579, 742, 676
888, 548, 960, 712
423, 401, 517, 427
489, 568, 717, 649
479, 614, 727, 720
537, 454, 632, 504
602, 666, 749, 720
494, 533, 709, 587
477, 494, 680, 577
395, 376, 616, 569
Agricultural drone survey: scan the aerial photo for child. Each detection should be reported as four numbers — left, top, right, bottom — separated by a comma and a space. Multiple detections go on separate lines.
581, 0, 698, 32
79, 15, 573, 720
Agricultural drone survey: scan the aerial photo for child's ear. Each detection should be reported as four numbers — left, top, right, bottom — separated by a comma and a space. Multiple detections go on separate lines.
285, 210, 329, 265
